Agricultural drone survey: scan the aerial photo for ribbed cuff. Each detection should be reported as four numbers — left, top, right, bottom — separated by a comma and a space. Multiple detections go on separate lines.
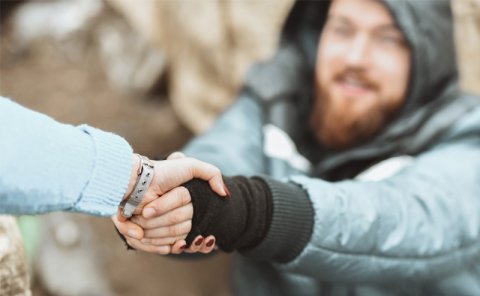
74, 125, 133, 216
242, 176, 314, 263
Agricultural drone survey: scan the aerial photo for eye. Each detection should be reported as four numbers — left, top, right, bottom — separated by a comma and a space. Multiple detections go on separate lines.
326, 23, 353, 38
376, 32, 405, 47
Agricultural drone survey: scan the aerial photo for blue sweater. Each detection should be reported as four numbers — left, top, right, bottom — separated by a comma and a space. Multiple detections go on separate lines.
0, 97, 133, 216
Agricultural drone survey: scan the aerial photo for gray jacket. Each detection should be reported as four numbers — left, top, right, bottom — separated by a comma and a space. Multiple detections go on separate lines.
184, 1, 480, 295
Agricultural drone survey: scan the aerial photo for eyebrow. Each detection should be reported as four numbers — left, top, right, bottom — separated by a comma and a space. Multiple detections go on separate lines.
326, 14, 400, 32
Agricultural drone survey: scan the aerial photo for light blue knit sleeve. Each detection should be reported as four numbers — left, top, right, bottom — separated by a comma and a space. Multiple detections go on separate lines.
0, 97, 133, 216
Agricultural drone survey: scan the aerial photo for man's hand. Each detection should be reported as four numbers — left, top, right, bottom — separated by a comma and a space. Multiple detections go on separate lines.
112, 152, 223, 253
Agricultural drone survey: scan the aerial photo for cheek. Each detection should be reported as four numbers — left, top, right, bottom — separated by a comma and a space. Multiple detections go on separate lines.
316, 40, 343, 84
374, 51, 410, 106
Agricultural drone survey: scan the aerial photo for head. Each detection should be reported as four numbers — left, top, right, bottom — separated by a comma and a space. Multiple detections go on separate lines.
310, 0, 411, 150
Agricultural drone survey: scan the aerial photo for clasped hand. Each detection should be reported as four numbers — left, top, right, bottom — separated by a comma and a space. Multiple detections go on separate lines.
112, 152, 223, 255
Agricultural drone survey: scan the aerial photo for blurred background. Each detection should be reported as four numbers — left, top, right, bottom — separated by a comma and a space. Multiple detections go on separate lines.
0, 0, 478, 295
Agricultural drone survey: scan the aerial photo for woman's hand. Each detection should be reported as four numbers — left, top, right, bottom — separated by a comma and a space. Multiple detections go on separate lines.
112, 152, 221, 254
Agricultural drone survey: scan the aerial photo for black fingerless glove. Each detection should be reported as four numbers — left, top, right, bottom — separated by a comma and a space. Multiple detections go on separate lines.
184, 176, 273, 252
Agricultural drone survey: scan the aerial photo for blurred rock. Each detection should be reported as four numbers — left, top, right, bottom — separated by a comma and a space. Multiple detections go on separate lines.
11, 0, 102, 49
36, 213, 113, 296
96, 17, 166, 95
8, 0, 166, 96
0, 216, 30, 296
453, 0, 480, 94
108, 0, 294, 134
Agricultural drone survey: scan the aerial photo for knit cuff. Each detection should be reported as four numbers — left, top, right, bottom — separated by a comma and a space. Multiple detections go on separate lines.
241, 176, 314, 263
74, 125, 133, 216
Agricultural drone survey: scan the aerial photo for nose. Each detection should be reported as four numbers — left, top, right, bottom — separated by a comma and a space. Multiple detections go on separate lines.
345, 34, 370, 68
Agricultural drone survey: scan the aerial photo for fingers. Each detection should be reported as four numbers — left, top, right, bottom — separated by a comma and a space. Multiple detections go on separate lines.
171, 239, 187, 254
140, 235, 186, 246
112, 214, 144, 240
142, 186, 191, 218
132, 203, 193, 229
184, 235, 216, 254
125, 237, 173, 255
142, 220, 192, 238
186, 158, 227, 197
116, 207, 128, 222
167, 152, 186, 160
153, 157, 227, 197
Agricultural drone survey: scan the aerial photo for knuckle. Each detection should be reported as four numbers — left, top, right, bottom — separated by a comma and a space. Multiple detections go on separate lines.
131, 216, 143, 227
170, 224, 181, 236
143, 221, 153, 229
178, 187, 191, 204
185, 220, 192, 233
151, 239, 163, 245
186, 204, 193, 218
169, 213, 179, 224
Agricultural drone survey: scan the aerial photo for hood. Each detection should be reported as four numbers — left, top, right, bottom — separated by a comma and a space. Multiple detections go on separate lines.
244, 0, 478, 180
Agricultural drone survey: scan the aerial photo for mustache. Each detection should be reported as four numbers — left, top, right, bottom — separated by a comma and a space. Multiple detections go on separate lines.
333, 68, 377, 89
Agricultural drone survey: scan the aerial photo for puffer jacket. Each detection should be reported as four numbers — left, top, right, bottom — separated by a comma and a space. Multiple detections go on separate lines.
184, 0, 480, 295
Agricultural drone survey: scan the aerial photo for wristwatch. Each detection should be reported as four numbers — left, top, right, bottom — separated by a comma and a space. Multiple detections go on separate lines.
120, 155, 155, 218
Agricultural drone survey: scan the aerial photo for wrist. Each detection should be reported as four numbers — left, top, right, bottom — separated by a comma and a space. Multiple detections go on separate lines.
123, 154, 141, 201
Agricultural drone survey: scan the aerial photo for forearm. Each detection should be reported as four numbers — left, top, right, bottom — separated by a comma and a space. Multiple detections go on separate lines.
182, 94, 267, 176
0, 98, 133, 216
284, 141, 480, 282
184, 175, 314, 262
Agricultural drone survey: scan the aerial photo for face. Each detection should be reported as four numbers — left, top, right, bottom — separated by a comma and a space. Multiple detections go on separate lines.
311, 0, 411, 149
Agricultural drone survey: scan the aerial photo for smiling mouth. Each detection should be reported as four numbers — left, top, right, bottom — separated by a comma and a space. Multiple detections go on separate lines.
335, 75, 375, 97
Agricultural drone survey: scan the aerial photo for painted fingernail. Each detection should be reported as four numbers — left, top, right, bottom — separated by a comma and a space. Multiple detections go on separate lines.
180, 244, 187, 250
143, 208, 155, 218
206, 239, 215, 247
223, 184, 231, 198
128, 230, 140, 239
195, 237, 204, 246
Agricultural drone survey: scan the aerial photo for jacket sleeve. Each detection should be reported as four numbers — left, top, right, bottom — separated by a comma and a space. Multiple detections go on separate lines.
277, 131, 480, 283
0, 97, 133, 216
183, 92, 267, 176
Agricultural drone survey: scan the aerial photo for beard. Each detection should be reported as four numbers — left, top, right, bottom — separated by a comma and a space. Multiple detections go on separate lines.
310, 81, 396, 150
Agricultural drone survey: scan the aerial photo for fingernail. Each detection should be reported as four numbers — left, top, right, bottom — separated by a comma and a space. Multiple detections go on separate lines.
206, 239, 215, 247
195, 237, 204, 246
218, 182, 227, 196
223, 184, 231, 198
128, 230, 140, 239
180, 244, 187, 250
143, 208, 155, 218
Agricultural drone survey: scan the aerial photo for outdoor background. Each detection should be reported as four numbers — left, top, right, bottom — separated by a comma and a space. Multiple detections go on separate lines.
0, 0, 478, 295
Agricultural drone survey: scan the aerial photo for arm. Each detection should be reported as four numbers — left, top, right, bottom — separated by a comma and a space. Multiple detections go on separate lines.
112, 93, 268, 253
0, 98, 226, 218
178, 135, 480, 283
0, 97, 133, 216
283, 137, 480, 283
183, 91, 267, 176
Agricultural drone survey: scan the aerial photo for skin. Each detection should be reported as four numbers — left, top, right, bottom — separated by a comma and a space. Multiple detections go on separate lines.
311, 0, 410, 149
112, 152, 223, 254
115, 0, 412, 255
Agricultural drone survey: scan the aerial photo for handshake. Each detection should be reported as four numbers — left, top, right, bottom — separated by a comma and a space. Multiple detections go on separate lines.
112, 152, 228, 255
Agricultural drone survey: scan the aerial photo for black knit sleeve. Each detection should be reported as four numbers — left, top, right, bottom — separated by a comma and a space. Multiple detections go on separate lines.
184, 175, 314, 263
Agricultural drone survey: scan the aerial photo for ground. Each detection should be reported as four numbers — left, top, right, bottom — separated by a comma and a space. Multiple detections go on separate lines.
0, 19, 231, 296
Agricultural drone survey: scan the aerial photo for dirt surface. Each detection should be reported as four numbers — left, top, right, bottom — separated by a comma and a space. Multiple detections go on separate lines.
0, 16, 231, 296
